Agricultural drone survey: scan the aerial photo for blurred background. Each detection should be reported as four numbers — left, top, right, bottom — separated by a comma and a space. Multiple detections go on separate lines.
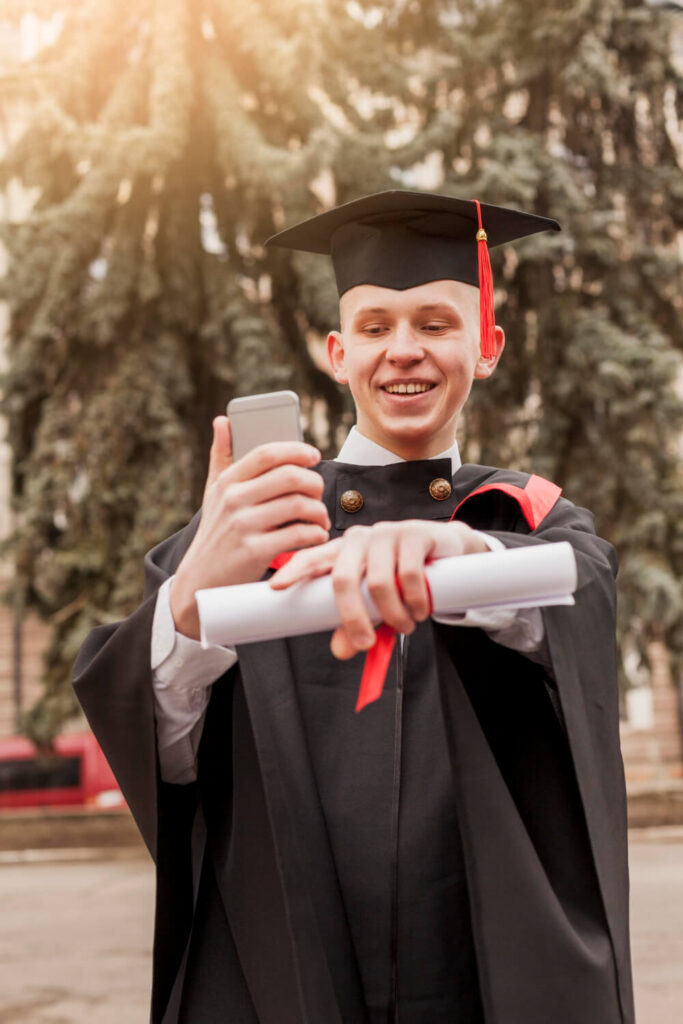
0, 1, 681, 1021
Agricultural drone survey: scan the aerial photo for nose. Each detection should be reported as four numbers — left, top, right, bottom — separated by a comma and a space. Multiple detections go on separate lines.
385, 323, 425, 365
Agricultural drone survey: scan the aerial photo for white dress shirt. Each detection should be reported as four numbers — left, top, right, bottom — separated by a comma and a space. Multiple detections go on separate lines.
152, 429, 545, 784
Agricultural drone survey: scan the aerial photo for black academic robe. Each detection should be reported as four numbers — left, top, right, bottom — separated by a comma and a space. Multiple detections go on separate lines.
73, 459, 635, 1024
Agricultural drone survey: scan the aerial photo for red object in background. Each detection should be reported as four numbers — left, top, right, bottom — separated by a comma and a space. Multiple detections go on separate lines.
0, 731, 124, 812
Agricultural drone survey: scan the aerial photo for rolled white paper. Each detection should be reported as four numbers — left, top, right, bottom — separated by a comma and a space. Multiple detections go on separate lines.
196, 541, 577, 648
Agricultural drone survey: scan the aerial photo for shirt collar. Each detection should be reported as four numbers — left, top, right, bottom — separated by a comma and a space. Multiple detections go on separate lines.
335, 426, 462, 476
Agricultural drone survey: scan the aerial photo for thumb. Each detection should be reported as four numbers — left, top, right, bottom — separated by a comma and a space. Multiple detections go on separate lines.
204, 415, 233, 497
330, 626, 369, 661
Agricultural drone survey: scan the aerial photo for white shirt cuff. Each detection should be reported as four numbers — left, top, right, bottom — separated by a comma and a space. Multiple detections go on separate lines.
151, 576, 238, 784
433, 531, 545, 653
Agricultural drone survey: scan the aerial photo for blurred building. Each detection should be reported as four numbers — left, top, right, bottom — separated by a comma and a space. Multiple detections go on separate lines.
620, 645, 683, 783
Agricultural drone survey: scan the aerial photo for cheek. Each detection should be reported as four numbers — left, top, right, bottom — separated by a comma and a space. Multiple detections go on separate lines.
346, 349, 376, 386
444, 344, 478, 380
335, 341, 366, 383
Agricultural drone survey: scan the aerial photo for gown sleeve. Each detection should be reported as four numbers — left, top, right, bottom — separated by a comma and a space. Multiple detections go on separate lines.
72, 513, 203, 856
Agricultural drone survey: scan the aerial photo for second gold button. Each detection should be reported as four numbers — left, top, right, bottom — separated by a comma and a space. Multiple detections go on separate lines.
429, 478, 452, 501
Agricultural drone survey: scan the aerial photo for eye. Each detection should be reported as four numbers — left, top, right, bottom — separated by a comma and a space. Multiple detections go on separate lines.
422, 321, 450, 333
362, 323, 389, 336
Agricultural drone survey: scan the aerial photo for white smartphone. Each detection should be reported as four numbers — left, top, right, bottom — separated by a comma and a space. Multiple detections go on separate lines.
227, 390, 303, 461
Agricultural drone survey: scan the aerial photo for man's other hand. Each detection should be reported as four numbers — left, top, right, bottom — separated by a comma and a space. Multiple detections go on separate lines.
170, 416, 330, 639
270, 520, 488, 660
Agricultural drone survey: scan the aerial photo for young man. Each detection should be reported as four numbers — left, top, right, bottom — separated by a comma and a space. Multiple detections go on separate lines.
74, 192, 634, 1024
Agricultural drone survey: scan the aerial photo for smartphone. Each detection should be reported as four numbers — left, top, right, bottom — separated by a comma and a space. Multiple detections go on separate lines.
227, 390, 303, 461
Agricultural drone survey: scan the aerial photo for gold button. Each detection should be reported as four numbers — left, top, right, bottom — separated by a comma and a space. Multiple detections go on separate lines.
429, 478, 452, 501
340, 489, 364, 513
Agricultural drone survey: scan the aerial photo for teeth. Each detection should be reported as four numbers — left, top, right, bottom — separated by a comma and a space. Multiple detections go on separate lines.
384, 382, 432, 394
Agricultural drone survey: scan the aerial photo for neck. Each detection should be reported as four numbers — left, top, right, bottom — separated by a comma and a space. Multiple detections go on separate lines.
355, 423, 457, 461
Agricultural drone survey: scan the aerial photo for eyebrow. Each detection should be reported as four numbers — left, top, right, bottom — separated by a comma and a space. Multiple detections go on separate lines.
352, 302, 461, 318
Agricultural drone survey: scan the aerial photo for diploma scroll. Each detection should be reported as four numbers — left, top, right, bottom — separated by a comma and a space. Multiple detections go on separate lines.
196, 541, 577, 648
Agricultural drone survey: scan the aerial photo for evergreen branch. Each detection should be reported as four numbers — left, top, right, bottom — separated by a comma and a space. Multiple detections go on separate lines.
200, 51, 329, 192
148, 0, 194, 166
209, 0, 321, 126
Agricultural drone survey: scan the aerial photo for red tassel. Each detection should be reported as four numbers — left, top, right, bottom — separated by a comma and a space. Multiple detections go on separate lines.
473, 199, 496, 360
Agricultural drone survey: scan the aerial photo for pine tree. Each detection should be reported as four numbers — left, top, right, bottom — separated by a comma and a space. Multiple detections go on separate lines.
0, 0, 458, 742
426, 0, 683, 701
1, 0, 681, 743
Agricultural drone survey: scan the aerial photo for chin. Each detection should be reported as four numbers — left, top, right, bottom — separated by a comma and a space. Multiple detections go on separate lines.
382, 423, 439, 451
381, 413, 438, 436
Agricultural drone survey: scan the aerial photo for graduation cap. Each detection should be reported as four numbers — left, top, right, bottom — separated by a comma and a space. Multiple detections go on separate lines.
265, 190, 561, 359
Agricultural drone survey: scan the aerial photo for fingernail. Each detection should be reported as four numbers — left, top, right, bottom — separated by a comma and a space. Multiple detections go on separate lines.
355, 632, 375, 649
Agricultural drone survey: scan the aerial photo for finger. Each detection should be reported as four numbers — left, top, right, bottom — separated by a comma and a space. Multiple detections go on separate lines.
365, 529, 415, 634
259, 522, 330, 564
270, 539, 342, 589
204, 416, 233, 496
330, 626, 362, 660
234, 463, 325, 508
396, 528, 433, 621
331, 531, 376, 650
228, 442, 321, 484
237, 494, 330, 535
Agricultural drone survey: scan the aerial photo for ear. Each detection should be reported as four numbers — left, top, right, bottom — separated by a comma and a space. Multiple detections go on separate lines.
474, 325, 505, 379
327, 330, 348, 384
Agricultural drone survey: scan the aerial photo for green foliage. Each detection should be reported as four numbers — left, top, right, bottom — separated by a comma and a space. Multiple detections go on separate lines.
0, 0, 681, 741
416, 0, 683, 688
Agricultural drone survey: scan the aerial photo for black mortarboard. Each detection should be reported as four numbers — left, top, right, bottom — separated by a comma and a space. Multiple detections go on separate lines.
265, 190, 561, 358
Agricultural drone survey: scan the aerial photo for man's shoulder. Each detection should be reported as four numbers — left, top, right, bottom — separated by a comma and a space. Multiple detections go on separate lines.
454, 464, 566, 532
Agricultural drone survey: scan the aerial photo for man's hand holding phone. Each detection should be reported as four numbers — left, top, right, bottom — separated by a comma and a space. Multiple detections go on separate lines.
170, 414, 330, 640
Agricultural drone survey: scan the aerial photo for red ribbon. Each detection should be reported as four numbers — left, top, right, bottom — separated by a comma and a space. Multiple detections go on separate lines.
355, 575, 434, 713
269, 554, 433, 713
355, 624, 397, 712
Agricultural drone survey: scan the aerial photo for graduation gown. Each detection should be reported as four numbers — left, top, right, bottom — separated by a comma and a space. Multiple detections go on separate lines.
73, 458, 635, 1024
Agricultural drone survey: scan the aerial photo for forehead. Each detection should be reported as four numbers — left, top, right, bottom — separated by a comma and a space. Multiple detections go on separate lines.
340, 279, 478, 322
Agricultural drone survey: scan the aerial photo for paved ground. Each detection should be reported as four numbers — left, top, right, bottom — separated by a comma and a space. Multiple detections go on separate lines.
0, 853, 154, 1024
629, 837, 683, 1023
0, 839, 681, 1023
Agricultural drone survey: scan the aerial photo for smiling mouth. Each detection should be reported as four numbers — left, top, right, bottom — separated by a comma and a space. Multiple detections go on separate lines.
381, 382, 435, 395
